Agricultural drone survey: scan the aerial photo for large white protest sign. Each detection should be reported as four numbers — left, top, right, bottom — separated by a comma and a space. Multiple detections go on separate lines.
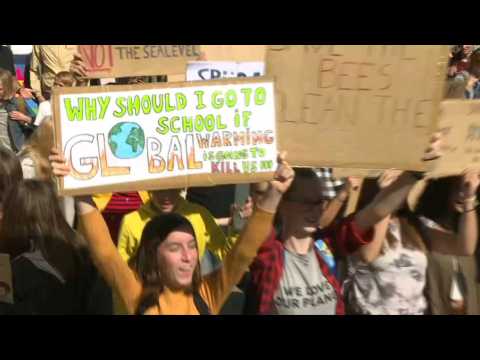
52, 78, 277, 196
187, 61, 265, 81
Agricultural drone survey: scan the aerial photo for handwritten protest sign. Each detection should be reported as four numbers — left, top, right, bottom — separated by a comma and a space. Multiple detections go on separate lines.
187, 61, 265, 81
0, 254, 13, 305
429, 100, 480, 177
187, 61, 265, 231
267, 45, 449, 171
200, 46, 266, 62
52, 78, 277, 196
78, 45, 201, 79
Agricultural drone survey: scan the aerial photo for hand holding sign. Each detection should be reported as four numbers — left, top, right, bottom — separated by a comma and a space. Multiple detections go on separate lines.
256, 152, 295, 213
49, 147, 71, 178
422, 131, 444, 162
378, 170, 403, 189
70, 53, 89, 86
459, 169, 480, 201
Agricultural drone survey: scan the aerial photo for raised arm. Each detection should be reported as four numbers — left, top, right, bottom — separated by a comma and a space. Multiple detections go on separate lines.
353, 170, 401, 263
354, 133, 442, 231
50, 148, 143, 314
200, 153, 294, 314
319, 177, 362, 229
456, 171, 479, 255
428, 170, 480, 256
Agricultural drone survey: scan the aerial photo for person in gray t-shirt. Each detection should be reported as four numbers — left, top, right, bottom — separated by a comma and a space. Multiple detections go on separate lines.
273, 248, 337, 315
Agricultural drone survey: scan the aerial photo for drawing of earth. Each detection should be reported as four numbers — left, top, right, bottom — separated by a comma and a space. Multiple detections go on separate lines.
108, 122, 145, 159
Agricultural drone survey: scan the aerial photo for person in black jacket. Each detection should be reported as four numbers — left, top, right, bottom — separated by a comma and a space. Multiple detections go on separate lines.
0, 179, 112, 314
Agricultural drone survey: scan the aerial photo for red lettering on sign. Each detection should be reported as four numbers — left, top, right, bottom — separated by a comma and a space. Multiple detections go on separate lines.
80, 45, 114, 73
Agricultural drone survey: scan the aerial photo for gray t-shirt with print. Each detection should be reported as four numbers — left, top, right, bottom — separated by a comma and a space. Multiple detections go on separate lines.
273, 247, 337, 315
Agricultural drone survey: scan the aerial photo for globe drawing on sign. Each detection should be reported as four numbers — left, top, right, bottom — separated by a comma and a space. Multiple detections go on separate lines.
108, 122, 145, 159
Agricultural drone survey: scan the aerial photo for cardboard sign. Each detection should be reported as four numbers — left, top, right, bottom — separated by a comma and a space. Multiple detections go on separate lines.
0, 254, 13, 305
267, 45, 449, 171
79, 45, 201, 79
429, 100, 480, 177
52, 78, 277, 196
333, 168, 383, 179
187, 61, 265, 81
200, 45, 266, 62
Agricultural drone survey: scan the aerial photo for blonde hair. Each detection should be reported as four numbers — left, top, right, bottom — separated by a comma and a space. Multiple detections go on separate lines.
18, 117, 55, 181
0, 68, 16, 100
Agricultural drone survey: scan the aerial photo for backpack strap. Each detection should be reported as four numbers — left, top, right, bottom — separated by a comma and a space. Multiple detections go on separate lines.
193, 291, 211, 315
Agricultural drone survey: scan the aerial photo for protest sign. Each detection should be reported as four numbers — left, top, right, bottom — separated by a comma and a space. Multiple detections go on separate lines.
267, 45, 449, 171
333, 168, 383, 179
200, 46, 266, 62
187, 61, 265, 231
168, 74, 186, 82
187, 61, 265, 81
52, 78, 277, 196
0, 254, 13, 305
78, 45, 201, 79
428, 100, 480, 177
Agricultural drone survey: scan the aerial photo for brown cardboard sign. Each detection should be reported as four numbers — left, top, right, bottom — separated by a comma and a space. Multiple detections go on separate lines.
200, 45, 266, 62
79, 45, 201, 79
429, 100, 480, 177
333, 168, 383, 179
52, 77, 278, 196
267, 45, 449, 171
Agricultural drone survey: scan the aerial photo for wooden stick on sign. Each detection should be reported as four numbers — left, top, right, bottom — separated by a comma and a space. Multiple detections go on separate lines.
344, 179, 364, 217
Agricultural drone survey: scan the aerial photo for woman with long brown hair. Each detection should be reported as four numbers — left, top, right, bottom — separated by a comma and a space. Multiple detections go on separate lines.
0, 180, 111, 314
50, 149, 295, 315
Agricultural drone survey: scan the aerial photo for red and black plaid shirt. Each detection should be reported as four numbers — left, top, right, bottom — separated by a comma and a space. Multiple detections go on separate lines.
248, 214, 374, 315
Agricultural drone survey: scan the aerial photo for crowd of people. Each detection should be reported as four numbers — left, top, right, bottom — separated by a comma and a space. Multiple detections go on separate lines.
0, 44, 479, 315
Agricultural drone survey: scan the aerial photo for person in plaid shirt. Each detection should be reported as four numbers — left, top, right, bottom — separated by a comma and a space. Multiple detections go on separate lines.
245, 136, 442, 314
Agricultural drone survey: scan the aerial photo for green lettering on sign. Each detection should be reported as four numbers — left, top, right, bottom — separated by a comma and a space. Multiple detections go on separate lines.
64, 98, 84, 121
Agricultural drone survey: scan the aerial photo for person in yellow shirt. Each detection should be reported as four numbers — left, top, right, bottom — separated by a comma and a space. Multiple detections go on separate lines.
118, 189, 232, 264
114, 188, 234, 314
92, 192, 150, 245
51, 149, 293, 315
